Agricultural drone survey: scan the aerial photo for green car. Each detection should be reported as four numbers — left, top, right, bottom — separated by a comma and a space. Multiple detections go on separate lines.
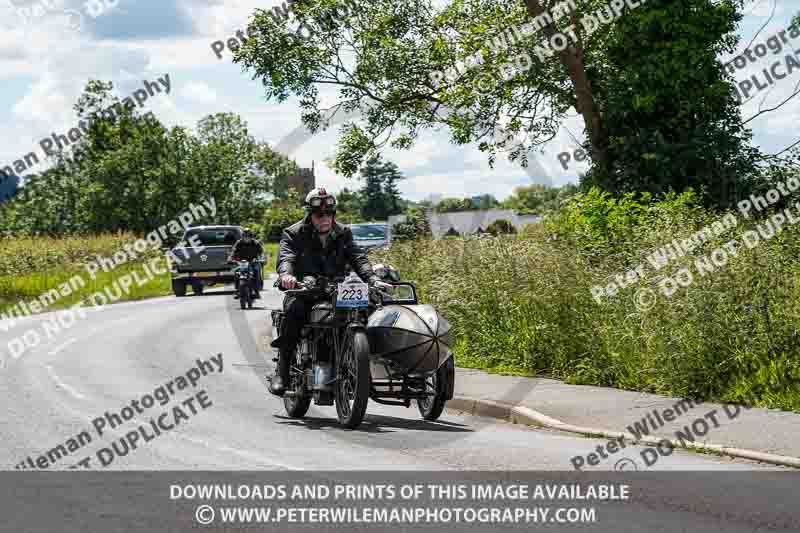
169, 225, 243, 296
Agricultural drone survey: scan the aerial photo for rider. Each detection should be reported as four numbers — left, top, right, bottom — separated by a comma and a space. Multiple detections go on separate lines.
269, 187, 391, 396
229, 228, 264, 299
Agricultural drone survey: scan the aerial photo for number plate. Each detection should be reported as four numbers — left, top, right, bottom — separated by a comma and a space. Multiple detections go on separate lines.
336, 282, 369, 308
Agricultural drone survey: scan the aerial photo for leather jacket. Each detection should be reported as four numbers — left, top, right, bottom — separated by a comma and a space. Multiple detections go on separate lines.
276, 219, 378, 285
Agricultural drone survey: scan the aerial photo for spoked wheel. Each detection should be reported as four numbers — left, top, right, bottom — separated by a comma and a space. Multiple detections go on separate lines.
417, 366, 447, 421
335, 329, 371, 429
283, 345, 311, 418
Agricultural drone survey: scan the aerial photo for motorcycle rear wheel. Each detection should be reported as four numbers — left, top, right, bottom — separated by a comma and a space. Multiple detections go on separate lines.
335, 330, 370, 429
283, 346, 311, 418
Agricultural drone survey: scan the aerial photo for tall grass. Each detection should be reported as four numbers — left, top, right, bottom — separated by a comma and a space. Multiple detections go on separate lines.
0, 235, 280, 314
0, 233, 172, 313
372, 193, 800, 411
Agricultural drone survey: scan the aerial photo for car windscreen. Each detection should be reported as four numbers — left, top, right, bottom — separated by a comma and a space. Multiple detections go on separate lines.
184, 228, 241, 246
350, 224, 387, 240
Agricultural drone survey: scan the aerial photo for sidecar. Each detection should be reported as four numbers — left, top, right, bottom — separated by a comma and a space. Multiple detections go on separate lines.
365, 283, 455, 420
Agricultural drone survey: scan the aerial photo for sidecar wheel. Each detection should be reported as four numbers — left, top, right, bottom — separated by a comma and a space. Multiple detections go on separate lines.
335, 330, 370, 429
417, 366, 447, 421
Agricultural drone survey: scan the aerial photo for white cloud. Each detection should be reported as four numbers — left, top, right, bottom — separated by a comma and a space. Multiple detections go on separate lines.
0, 1, 796, 197
179, 80, 217, 104
743, 0, 784, 18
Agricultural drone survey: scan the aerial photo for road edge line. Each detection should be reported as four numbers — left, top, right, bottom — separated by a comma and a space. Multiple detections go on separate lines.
448, 396, 800, 469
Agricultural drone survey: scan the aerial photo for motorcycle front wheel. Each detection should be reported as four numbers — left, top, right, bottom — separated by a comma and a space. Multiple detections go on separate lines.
283, 345, 311, 418
335, 329, 371, 429
238, 284, 249, 309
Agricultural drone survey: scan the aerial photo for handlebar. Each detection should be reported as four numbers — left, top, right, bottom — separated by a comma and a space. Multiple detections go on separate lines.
281, 278, 402, 305
281, 275, 344, 296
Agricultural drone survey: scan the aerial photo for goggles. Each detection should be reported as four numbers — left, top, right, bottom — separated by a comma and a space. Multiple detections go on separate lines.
310, 207, 336, 217
308, 196, 337, 209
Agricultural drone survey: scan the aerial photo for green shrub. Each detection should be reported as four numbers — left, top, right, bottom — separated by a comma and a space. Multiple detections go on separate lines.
391, 208, 431, 241
372, 192, 800, 412
486, 219, 516, 235
263, 203, 305, 242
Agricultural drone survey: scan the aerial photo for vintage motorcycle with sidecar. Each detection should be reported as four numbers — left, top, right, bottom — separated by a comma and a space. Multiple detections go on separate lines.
268, 268, 454, 429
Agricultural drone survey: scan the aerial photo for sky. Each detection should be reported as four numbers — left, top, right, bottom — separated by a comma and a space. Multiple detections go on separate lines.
0, 0, 796, 203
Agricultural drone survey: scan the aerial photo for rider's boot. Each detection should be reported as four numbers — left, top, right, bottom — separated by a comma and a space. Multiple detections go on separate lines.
269, 349, 291, 396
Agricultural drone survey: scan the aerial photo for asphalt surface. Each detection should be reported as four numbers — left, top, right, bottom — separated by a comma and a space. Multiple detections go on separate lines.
0, 281, 796, 531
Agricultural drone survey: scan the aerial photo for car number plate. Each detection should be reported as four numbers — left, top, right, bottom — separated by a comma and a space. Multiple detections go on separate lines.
336, 282, 369, 308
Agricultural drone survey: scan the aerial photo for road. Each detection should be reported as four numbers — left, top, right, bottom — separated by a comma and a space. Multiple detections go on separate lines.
0, 279, 796, 531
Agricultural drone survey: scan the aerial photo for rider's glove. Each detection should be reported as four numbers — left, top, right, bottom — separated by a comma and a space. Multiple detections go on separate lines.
372, 279, 394, 292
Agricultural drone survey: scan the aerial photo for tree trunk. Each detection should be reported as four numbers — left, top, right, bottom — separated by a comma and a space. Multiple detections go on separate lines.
522, 0, 608, 170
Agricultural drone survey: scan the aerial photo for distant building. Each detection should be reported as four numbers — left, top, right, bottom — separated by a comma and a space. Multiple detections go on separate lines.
287, 161, 316, 196
387, 208, 541, 241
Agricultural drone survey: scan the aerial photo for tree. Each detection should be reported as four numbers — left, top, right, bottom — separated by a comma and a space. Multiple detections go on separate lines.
234, 0, 759, 208
436, 198, 472, 213
357, 153, 406, 220
434, 194, 497, 212
336, 187, 363, 215
504, 184, 554, 213
253, 142, 301, 200
0, 81, 299, 236
359, 155, 387, 220
262, 188, 306, 242
473, 194, 500, 210
382, 159, 405, 216
582, 0, 761, 208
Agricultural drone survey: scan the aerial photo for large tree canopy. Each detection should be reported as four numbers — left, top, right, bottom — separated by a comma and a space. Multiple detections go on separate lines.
234, 0, 760, 207
0, 81, 302, 236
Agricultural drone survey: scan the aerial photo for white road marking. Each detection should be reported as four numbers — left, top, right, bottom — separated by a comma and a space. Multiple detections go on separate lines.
177, 434, 299, 470
44, 364, 86, 400
43, 394, 301, 470
0, 294, 182, 334
49, 338, 77, 355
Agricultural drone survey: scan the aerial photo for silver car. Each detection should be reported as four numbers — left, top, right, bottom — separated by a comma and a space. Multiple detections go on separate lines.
350, 222, 389, 250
